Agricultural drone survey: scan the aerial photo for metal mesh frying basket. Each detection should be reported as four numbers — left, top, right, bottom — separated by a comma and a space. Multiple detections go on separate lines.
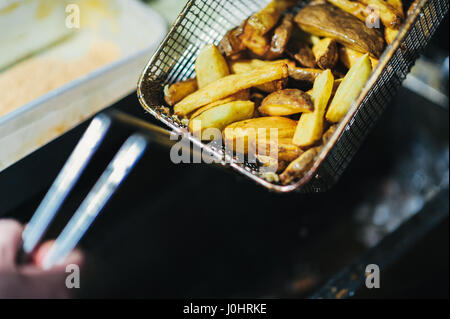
137, 0, 449, 193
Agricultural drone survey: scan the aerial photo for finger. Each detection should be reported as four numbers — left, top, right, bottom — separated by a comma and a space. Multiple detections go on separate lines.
32, 240, 84, 270
0, 219, 24, 271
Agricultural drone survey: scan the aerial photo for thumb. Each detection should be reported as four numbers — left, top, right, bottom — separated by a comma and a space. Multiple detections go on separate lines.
0, 220, 24, 271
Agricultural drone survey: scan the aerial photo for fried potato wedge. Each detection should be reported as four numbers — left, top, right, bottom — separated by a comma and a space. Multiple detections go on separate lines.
246, 0, 298, 35
293, 69, 334, 147
189, 97, 236, 119
265, 14, 295, 60
326, 53, 372, 123
326, 0, 367, 21
196, 44, 230, 89
288, 66, 324, 82
280, 147, 320, 184
358, 0, 402, 29
339, 46, 378, 69
164, 78, 198, 106
312, 37, 339, 70
219, 20, 247, 57
174, 63, 288, 116
223, 117, 297, 153
189, 101, 255, 140
241, 27, 271, 56
295, 2, 385, 58
287, 41, 317, 68
259, 89, 314, 116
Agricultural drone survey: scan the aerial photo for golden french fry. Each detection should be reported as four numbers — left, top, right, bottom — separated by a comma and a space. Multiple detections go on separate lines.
327, 0, 367, 21
196, 44, 230, 89
164, 79, 198, 106
312, 38, 339, 70
293, 69, 334, 147
339, 46, 378, 69
250, 137, 303, 160
280, 147, 320, 184
246, 0, 298, 35
326, 54, 372, 123
358, 0, 402, 29
218, 20, 247, 57
189, 101, 255, 140
174, 63, 289, 116
223, 117, 297, 153
385, 27, 399, 44
259, 89, 314, 116
407, 0, 420, 16
189, 89, 251, 119
189, 97, 236, 119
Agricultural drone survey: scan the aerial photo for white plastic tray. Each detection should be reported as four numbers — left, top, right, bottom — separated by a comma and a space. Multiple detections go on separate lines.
0, 0, 167, 172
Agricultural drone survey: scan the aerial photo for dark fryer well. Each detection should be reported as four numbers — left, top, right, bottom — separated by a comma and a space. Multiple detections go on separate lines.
137, 0, 449, 193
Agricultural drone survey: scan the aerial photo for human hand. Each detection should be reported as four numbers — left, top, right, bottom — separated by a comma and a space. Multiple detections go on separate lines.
0, 219, 84, 299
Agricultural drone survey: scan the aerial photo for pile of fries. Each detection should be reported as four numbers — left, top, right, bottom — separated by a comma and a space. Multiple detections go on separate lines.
163, 0, 410, 185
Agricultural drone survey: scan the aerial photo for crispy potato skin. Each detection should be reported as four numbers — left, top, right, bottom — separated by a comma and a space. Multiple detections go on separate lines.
196, 44, 230, 89
326, 54, 372, 123
287, 41, 317, 68
312, 38, 339, 69
219, 20, 247, 57
164, 79, 198, 106
241, 26, 271, 56
280, 147, 320, 184
293, 69, 334, 147
175, 63, 288, 116
265, 14, 295, 60
189, 101, 255, 140
288, 66, 324, 83
259, 89, 314, 116
295, 3, 385, 58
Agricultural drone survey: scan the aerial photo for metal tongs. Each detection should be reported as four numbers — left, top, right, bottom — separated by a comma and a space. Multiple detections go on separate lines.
20, 110, 173, 269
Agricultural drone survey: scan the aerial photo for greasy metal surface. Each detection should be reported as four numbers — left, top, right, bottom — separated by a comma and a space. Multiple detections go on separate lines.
138, 0, 449, 193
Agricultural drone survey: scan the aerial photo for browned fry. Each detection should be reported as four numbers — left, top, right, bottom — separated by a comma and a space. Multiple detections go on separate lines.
288, 66, 324, 82
295, 2, 385, 58
164, 78, 198, 106
189, 90, 249, 119
358, 0, 403, 29
265, 14, 295, 60
280, 147, 321, 185
218, 20, 247, 57
241, 25, 271, 56
312, 37, 339, 70
246, 0, 298, 35
287, 41, 317, 68
259, 89, 314, 116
